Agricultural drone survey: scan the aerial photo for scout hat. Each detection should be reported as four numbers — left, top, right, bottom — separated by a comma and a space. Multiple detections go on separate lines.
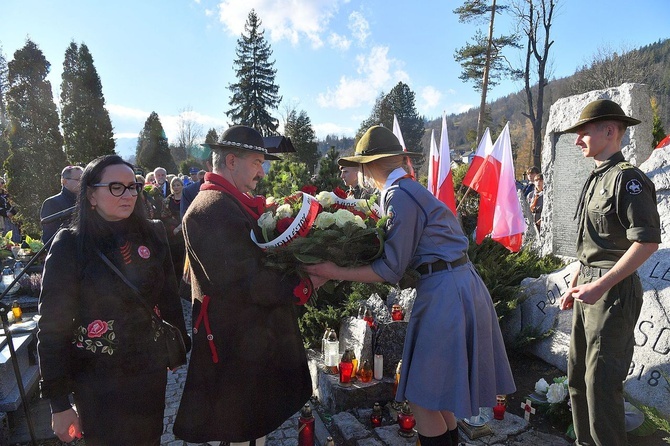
338, 125, 423, 167
562, 99, 641, 133
202, 125, 280, 160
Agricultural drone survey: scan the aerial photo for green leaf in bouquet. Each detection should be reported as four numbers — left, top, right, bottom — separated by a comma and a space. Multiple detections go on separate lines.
320, 280, 337, 294
293, 253, 323, 264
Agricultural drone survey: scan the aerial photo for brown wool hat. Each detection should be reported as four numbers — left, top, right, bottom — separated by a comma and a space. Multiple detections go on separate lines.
562, 99, 641, 133
201, 125, 280, 160
338, 125, 423, 167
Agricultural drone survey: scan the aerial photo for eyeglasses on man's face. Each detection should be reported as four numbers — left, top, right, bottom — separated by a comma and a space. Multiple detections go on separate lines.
92, 182, 144, 197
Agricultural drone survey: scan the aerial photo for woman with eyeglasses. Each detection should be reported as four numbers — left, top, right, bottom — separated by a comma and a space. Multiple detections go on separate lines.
37, 155, 190, 445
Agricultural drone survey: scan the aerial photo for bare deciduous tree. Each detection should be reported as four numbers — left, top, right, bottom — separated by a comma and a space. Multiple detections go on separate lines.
511, 0, 558, 168
176, 106, 204, 159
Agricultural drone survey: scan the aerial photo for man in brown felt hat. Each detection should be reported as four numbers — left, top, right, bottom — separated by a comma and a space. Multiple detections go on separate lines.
559, 99, 661, 446
173, 125, 326, 445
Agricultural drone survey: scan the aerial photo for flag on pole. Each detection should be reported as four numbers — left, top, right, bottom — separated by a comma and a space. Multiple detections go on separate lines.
472, 123, 527, 252
428, 129, 438, 195
393, 114, 415, 178
435, 112, 457, 213
462, 127, 493, 189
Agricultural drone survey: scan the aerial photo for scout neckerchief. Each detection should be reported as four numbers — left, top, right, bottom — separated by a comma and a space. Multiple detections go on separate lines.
200, 172, 266, 219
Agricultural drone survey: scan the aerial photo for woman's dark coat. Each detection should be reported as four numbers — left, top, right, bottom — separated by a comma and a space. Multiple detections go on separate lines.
38, 220, 189, 445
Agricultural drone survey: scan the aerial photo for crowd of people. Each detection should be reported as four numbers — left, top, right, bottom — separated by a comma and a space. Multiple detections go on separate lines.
27, 98, 660, 446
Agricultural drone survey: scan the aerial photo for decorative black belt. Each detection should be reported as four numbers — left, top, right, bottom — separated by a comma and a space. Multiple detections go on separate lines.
416, 255, 469, 275
579, 264, 611, 278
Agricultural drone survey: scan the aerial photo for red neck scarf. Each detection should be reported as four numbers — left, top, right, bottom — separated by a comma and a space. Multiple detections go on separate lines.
200, 172, 266, 219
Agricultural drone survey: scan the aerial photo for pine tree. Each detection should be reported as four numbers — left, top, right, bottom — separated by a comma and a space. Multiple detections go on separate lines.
136, 112, 177, 173
205, 128, 219, 144
60, 42, 115, 165
356, 82, 425, 155
227, 10, 282, 136
314, 146, 341, 192
0, 46, 9, 162
285, 110, 319, 173
4, 40, 67, 234
454, 0, 518, 142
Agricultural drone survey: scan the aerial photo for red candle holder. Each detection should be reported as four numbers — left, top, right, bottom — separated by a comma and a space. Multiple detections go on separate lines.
494, 395, 507, 420
339, 350, 354, 385
397, 401, 416, 437
370, 402, 382, 427
298, 404, 314, 446
391, 304, 404, 321
493, 403, 506, 420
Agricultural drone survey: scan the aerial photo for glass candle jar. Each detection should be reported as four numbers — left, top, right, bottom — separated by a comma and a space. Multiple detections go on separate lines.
359, 359, 373, 383
391, 304, 404, 321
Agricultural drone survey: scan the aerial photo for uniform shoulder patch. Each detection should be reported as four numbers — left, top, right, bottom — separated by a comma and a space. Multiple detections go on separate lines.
625, 178, 643, 195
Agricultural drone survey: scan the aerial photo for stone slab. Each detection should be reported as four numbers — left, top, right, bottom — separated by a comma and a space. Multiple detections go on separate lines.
316, 368, 395, 413
372, 322, 407, 377
0, 334, 34, 401
332, 411, 372, 444
339, 317, 373, 366
373, 425, 417, 446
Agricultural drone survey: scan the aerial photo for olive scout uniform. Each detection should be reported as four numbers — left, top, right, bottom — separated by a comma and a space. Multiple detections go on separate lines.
564, 100, 661, 446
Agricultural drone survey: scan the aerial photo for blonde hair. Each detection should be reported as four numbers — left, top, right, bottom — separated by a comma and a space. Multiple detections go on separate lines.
362, 155, 412, 190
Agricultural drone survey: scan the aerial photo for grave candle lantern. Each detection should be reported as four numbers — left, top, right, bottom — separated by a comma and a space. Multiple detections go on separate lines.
391, 304, 404, 321
339, 349, 354, 385
359, 359, 373, 383
297, 404, 314, 446
397, 400, 416, 437
493, 395, 507, 420
370, 402, 382, 427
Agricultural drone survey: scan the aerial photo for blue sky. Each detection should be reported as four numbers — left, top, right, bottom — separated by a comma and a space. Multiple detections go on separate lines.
1, 0, 667, 158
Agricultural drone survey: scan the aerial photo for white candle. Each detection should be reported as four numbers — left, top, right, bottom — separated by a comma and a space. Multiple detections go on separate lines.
374, 354, 383, 380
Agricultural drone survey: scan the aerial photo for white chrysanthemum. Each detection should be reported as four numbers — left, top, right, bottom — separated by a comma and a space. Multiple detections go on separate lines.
316, 191, 335, 207
534, 378, 549, 395
354, 199, 368, 213
266, 196, 277, 206
352, 215, 366, 228
258, 212, 277, 231
546, 382, 568, 404
276, 204, 293, 219
333, 209, 355, 228
314, 212, 336, 229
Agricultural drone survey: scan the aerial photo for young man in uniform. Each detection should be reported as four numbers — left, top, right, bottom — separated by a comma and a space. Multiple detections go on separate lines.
559, 99, 661, 446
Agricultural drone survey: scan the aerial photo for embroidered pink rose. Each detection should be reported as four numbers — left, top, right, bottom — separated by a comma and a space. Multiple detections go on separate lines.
87, 320, 109, 338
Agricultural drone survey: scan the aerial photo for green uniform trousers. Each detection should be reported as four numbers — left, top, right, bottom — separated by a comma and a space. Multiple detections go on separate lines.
567, 270, 642, 446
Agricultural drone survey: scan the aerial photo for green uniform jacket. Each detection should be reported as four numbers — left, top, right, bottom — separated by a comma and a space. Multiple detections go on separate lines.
577, 151, 661, 267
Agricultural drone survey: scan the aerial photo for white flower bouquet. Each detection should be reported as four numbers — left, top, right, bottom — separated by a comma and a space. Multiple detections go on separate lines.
529, 375, 574, 437
251, 190, 385, 272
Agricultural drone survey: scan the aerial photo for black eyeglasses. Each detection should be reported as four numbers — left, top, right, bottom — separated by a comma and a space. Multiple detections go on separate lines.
92, 182, 144, 197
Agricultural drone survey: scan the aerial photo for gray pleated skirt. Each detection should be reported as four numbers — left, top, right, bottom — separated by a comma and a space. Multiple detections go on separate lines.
395, 262, 516, 417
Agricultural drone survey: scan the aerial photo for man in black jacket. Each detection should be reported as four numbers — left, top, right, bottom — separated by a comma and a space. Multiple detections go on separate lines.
40, 166, 83, 242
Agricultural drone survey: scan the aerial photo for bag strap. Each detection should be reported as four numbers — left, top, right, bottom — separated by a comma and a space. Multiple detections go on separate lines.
95, 249, 161, 323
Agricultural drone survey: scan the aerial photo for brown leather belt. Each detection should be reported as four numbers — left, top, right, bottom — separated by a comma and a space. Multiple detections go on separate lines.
416, 255, 469, 275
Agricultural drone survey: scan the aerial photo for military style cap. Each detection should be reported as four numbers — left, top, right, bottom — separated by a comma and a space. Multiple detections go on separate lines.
562, 99, 641, 133
201, 125, 280, 160
338, 125, 423, 167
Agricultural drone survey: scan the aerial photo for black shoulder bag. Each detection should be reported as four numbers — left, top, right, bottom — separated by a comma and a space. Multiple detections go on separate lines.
96, 249, 187, 369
